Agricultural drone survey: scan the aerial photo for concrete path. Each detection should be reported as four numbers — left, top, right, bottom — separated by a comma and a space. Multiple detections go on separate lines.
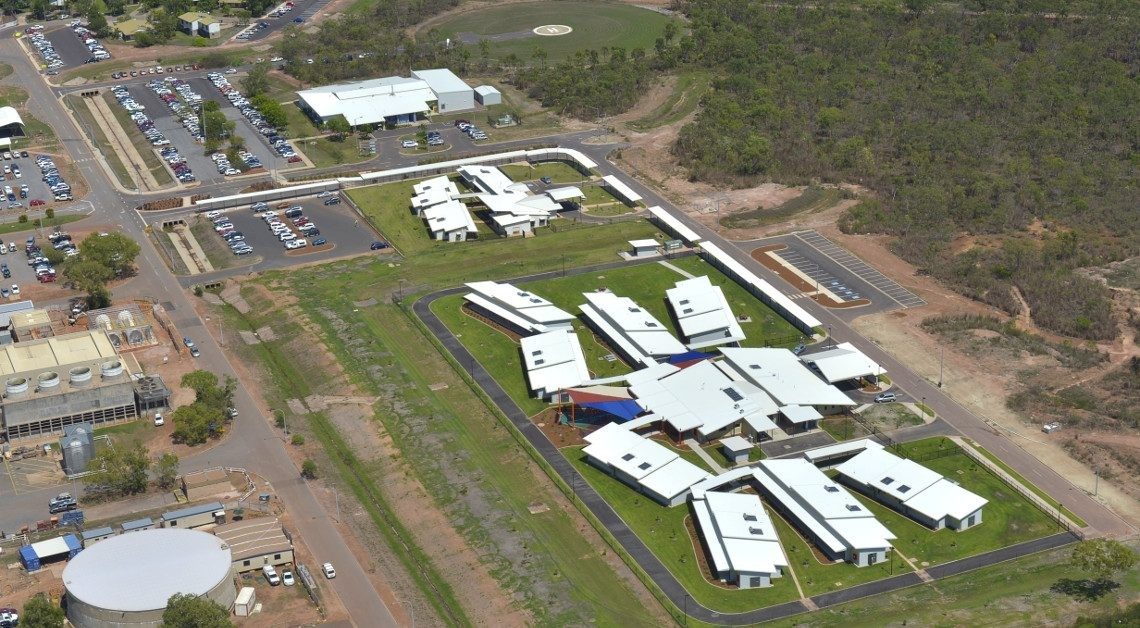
685, 439, 726, 474
167, 229, 203, 274
87, 93, 162, 191
658, 259, 694, 278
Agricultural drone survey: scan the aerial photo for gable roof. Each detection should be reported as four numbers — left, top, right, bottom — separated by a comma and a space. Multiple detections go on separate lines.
580, 291, 685, 365
666, 275, 746, 348
800, 342, 885, 383
519, 329, 590, 395
720, 347, 855, 408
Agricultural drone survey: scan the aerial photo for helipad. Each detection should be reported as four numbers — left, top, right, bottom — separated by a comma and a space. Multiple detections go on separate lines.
533, 24, 573, 36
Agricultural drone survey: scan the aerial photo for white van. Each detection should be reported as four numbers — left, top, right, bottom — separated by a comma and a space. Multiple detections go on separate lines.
263, 565, 280, 585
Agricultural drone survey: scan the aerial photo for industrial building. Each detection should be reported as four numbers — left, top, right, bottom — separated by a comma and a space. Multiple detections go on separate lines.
582, 421, 710, 506
160, 501, 225, 529
834, 447, 987, 530
474, 85, 501, 106
87, 303, 157, 350
411, 69, 475, 113
463, 281, 575, 336
0, 330, 138, 440
579, 291, 686, 367
20, 534, 82, 571
297, 68, 474, 127
753, 458, 895, 566
665, 275, 747, 349
10, 308, 54, 342
0, 300, 34, 344
63, 529, 237, 628
213, 518, 294, 574
520, 329, 590, 400
691, 491, 788, 588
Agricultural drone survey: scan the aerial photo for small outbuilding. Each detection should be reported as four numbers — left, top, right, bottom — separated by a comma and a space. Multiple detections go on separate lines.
80, 526, 115, 547
719, 435, 754, 465
20, 534, 82, 571
120, 517, 154, 533
628, 239, 658, 258
213, 518, 294, 574
777, 405, 823, 434
160, 501, 225, 529
474, 85, 501, 106
0, 107, 25, 139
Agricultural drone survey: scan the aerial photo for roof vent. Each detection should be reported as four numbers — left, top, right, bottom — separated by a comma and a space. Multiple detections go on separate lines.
824, 486, 839, 493
881, 477, 894, 485
5, 377, 28, 396
101, 360, 124, 378
638, 462, 652, 470
532, 350, 543, 356
749, 364, 762, 370
680, 299, 690, 305
846, 504, 861, 511
645, 322, 658, 328
742, 513, 757, 521
682, 308, 693, 314
37, 371, 60, 389
748, 527, 764, 535
898, 485, 911, 493
534, 359, 545, 365
69, 366, 93, 387
621, 453, 635, 461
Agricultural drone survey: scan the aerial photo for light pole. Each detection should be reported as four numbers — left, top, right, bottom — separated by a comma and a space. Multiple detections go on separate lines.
938, 348, 944, 388
921, 396, 926, 420
828, 325, 833, 349
1094, 467, 1099, 496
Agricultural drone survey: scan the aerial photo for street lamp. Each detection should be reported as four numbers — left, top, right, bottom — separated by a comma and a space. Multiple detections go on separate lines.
828, 325, 833, 349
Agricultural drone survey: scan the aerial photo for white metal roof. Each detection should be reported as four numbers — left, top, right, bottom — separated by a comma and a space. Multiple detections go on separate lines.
646, 205, 701, 244
638, 457, 711, 501
474, 85, 500, 96
696, 491, 788, 576
297, 77, 433, 126
720, 347, 855, 408
835, 448, 987, 521
464, 281, 575, 331
719, 435, 753, 453
750, 465, 846, 555
63, 529, 232, 612
411, 175, 459, 209
580, 292, 685, 364
0, 106, 24, 129
780, 405, 823, 424
624, 362, 679, 385
801, 438, 883, 463
547, 186, 584, 202
666, 275, 747, 349
800, 342, 885, 383
630, 360, 778, 437
30, 536, 71, 558
629, 238, 658, 249
423, 200, 478, 235
458, 164, 515, 194
601, 175, 642, 203
699, 241, 821, 330
411, 68, 471, 95
519, 330, 590, 395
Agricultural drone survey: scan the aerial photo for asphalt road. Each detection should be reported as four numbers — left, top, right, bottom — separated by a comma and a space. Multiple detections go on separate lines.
0, 37, 397, 626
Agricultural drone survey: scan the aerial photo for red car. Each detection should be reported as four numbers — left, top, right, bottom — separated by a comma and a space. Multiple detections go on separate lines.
38, 273, 56, 283
29, 199, 44, 206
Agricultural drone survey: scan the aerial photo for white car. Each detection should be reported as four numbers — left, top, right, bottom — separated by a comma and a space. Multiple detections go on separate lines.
263, 564, 280, 585
282, 570, 295, 586
322, 562, 335, 579
153, 412, 164, 426
401, 139, 417, 149
10, 284, 18, 295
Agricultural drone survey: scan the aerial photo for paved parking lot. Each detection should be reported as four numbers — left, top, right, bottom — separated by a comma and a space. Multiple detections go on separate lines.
4, 454, 67, 494
184, 77, 287, 173
793, 230, 926, 308
774, 245, 866, 303
44, 25, 103, 69
0, 153, 70, 209
124, 84, 223, 184
191, 195, 382, 276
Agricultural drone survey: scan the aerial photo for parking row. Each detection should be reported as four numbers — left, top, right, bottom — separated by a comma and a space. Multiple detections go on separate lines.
204, 211, 255, 256
35, 154, 73, 202
254, 198, 331, 250
110, 85, 197, 183
206, 72, 300, 163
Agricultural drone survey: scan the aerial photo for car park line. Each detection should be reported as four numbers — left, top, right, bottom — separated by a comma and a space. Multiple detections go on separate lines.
793, 230, 926, 308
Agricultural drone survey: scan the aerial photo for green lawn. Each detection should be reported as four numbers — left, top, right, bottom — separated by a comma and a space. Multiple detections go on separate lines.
768, 541, 1140, 627
0, 86, 58, 151
962, 438, 1087, 527
586, 204, 637, 216
704, 442, 763, 468
581, 185, 624, 207
282, 102, 323, 139
500, 162, 587, 184
565, 446, 802, 613
427, 1, 678, 62
295, 136, 373, 168
190, 218, 258, 270
819, 416, 870, 442
0, 214, 85, 237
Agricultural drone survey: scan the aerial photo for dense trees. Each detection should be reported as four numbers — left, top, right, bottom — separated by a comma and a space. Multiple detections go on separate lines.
61, 233, 141, 309
514, 49, 651, 119
84, 440, 150, 497
665, 1, 1138, 340
1072, 539, 1137, 583
173, 371, 235, 445
161, 594, 233, 628
21, 595, 65, 628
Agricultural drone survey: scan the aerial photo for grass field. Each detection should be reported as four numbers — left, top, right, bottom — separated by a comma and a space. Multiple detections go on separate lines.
0, 86, 58, 151
64, 94, 134, 189
629, 71, 712, 131
295, 136, 373, 168
721, 186, 843, 230
499, 162, 586, 183
189, 218, 258, 270
0, 214, 84, 237
769, 540, 1140, 627
427, 1, 677, 62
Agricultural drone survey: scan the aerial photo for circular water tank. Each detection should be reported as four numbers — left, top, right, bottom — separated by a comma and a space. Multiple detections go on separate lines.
100, 361, 124, 378
37, 372, 60, 389
70, 366, 93, 386
5, 377, 28, 396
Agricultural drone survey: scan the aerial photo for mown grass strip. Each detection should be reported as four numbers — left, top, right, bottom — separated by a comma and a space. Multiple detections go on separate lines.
64, 95, 135, 189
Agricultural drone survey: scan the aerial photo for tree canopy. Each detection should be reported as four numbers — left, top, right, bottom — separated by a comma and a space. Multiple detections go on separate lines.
84, 440, 150, 497
1072, 538, 1137, 582
161, 593, 233, 628
21, 594, 65, 628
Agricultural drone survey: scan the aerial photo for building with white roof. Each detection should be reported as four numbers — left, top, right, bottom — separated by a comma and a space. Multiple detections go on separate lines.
457, 165, 583, 236
691, 491, 788, 588
410, 68, 474, 113
579, 291, 686, 367
720, 347, 856, 415
519, 330, 590, 400
629, 360, 777, 442
834, 448, 987, 530
753, 458, 895, 566
411, 175, 460, 213
582, 422, 710, 506
777, 404, 823, 434
601, 175, 642, 205
800, 342, 885, 386
463, 281, 575, 335
423, 201, 478, 241
297, 76, 436, 127
666, 275, 746, 349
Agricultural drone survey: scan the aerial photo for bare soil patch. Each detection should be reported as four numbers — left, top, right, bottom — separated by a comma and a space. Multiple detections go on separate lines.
750, 245, 870, 309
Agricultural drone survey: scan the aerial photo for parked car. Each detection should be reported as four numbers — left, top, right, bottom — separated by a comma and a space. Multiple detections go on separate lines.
370, 241, 389, 250
154, 412, 164, 426
874, 392, 897, 404
48, 492, 78, 513
282, 570, 295, 586
263, 565, 281, 586
322, 562, 336, 579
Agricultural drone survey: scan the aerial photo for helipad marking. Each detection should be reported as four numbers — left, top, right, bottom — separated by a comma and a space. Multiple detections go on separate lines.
533, 24, 572, 36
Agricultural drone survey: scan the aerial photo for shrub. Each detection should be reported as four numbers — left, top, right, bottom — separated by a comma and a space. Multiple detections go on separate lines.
291, 434, 305, 446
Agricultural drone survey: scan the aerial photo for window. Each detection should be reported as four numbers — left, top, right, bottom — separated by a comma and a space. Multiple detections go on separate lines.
621, 453, 634, 461
169, 521, 178, 526
749, 576, 761, 587
243, 560, 251, 567
274, 554, 281, 560
966, 515, 975, 527
723, 388, 744, 402
867, 553, 878, 566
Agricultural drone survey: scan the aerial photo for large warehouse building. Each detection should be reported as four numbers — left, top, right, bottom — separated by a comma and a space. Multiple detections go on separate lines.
297, 68, 475, 127
0, 330, 138, 439
63, 529, 237, 628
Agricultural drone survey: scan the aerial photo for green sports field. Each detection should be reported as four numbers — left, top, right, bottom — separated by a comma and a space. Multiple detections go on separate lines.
427, 1, 676, 62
